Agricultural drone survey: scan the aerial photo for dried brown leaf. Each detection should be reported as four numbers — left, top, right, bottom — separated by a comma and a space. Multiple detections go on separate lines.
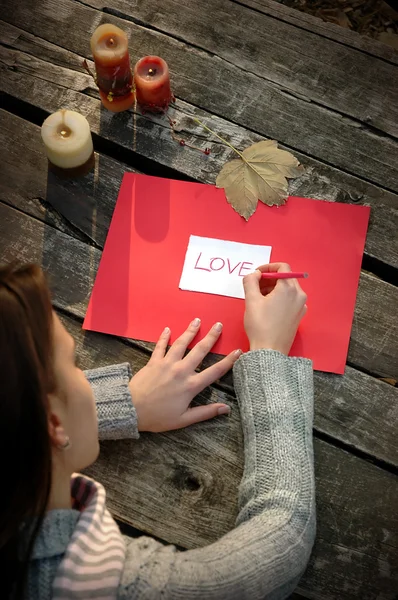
216, 159, 260, 220
378, 377, 397, 386
242, 141, 304, 178
216, 140, 304, 220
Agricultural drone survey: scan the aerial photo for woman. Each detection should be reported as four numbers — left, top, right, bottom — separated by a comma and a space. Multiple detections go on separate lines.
0, 261, 315, 600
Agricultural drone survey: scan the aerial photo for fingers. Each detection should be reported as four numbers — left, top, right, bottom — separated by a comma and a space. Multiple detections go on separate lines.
242, 269, 262, 301
255, 263, 294, 295
260, 263, 304, 294
259, 280, 276, 295
256, 262, 291, 273
288, 277, 307, 302
192, 349, 242, 391
183, 321, 224, 369
150, 326, 171, 362
177, 403, 231, 429
166, 318, 201, 361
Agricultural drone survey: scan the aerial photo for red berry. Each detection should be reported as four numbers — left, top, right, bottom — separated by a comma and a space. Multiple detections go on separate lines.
179, 139, 186, 146
204, 148, 211, 155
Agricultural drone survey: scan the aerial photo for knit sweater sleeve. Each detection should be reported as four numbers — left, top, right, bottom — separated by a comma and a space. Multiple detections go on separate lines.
85, 363, 139, 441
118, 349, 316, 600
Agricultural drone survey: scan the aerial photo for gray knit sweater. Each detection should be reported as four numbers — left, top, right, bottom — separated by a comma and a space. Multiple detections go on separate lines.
27, 350, 315, 599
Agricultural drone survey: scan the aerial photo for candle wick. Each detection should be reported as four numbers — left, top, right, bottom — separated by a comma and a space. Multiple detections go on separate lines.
108, 37, 115, 46
148, 68, 156, 76
58, 125, 71, 138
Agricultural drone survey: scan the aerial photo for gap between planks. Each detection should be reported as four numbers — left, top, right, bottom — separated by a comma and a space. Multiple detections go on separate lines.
0, 98, 397, 289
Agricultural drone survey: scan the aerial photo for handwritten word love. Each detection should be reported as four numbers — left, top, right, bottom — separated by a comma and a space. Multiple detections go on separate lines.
194, 252, 253, 277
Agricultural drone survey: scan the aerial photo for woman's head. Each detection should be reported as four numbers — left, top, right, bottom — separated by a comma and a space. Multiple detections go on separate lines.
0, 263, 98, 597
49, 313, 99, 478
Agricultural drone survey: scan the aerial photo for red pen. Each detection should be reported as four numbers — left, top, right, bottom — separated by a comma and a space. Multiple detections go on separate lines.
260, 272, 308, 279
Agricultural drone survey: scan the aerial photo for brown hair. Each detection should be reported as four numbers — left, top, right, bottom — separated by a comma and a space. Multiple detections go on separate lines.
0, 263, 55, 599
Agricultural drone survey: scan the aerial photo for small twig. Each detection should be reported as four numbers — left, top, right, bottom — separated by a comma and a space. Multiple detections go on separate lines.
166, 114, 210, 155
82, 59, 96, 81
190, 114, 280, 184
191, 116, 246, 161
168, 102, 247, 161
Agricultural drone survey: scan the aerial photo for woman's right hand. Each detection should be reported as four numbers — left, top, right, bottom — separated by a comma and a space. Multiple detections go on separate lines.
243, 263, 307, 354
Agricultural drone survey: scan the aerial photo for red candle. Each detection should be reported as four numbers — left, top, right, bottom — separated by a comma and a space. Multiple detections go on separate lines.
90, 24, 134, 112
134, 56, 173, 112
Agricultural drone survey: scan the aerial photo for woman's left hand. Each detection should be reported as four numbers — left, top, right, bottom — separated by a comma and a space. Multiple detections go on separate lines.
129, 319, 241, 432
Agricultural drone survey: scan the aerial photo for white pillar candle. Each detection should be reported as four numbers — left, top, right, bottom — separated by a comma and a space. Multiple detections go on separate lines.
41, 110, 93, 170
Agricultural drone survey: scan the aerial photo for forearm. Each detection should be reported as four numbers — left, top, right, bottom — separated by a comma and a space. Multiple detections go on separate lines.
85, 363, 139, 441
234, 350, 314, 528
119, 350, 315, 599
230, 350, 315, 595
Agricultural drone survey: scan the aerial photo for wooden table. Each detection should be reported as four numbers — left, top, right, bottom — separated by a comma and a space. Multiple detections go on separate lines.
1, 1, 397, 597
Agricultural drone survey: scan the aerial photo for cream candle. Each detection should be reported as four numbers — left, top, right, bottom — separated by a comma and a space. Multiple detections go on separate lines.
134, 56, 173, 112
90, 23, 135, 112
41, 110, 94, 176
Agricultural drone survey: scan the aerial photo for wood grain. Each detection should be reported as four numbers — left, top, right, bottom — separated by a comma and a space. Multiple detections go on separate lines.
1, 3, 398, 190
1, 42, 398, 271
1, 108, 398, 380
80, 0, 398, 137
0, 201, 397, 468
0, 108, 136, 248
229, 0, 398, 64
311, 368, 398, 468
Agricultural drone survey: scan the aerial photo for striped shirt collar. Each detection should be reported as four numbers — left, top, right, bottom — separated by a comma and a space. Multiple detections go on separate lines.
33, 474, 126, 600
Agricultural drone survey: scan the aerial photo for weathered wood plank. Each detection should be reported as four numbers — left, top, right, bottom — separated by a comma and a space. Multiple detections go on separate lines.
1, 201, 397, 469
296, 442, 398, 599
229, 0, 398, 64
0, 115, 398, 377
348, 282, 398, 381
0, 109, 135, 248
310, 368, 398, 468
1, 39, 398, 271
1, 3, 398, 190
1, 105, 395, 266
54, 313, 398, 599
80, 0, 398, 137
2, 109, 398, 470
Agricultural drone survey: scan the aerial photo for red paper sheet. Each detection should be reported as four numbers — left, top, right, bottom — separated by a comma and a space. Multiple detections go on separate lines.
83, 173, 370, 374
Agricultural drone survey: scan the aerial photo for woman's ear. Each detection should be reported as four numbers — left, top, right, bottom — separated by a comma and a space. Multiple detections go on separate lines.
48, 403, 69, 449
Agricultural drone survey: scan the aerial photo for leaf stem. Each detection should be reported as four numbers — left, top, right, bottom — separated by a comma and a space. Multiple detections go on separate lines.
175, 108, 289, 187
191, 117, 246, 161
192, 113, 287, 194
168, 102, 245, 158
192, 115, 289, 185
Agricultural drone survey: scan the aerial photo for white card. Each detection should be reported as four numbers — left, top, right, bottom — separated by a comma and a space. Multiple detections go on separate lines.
179, 235, 272, 299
